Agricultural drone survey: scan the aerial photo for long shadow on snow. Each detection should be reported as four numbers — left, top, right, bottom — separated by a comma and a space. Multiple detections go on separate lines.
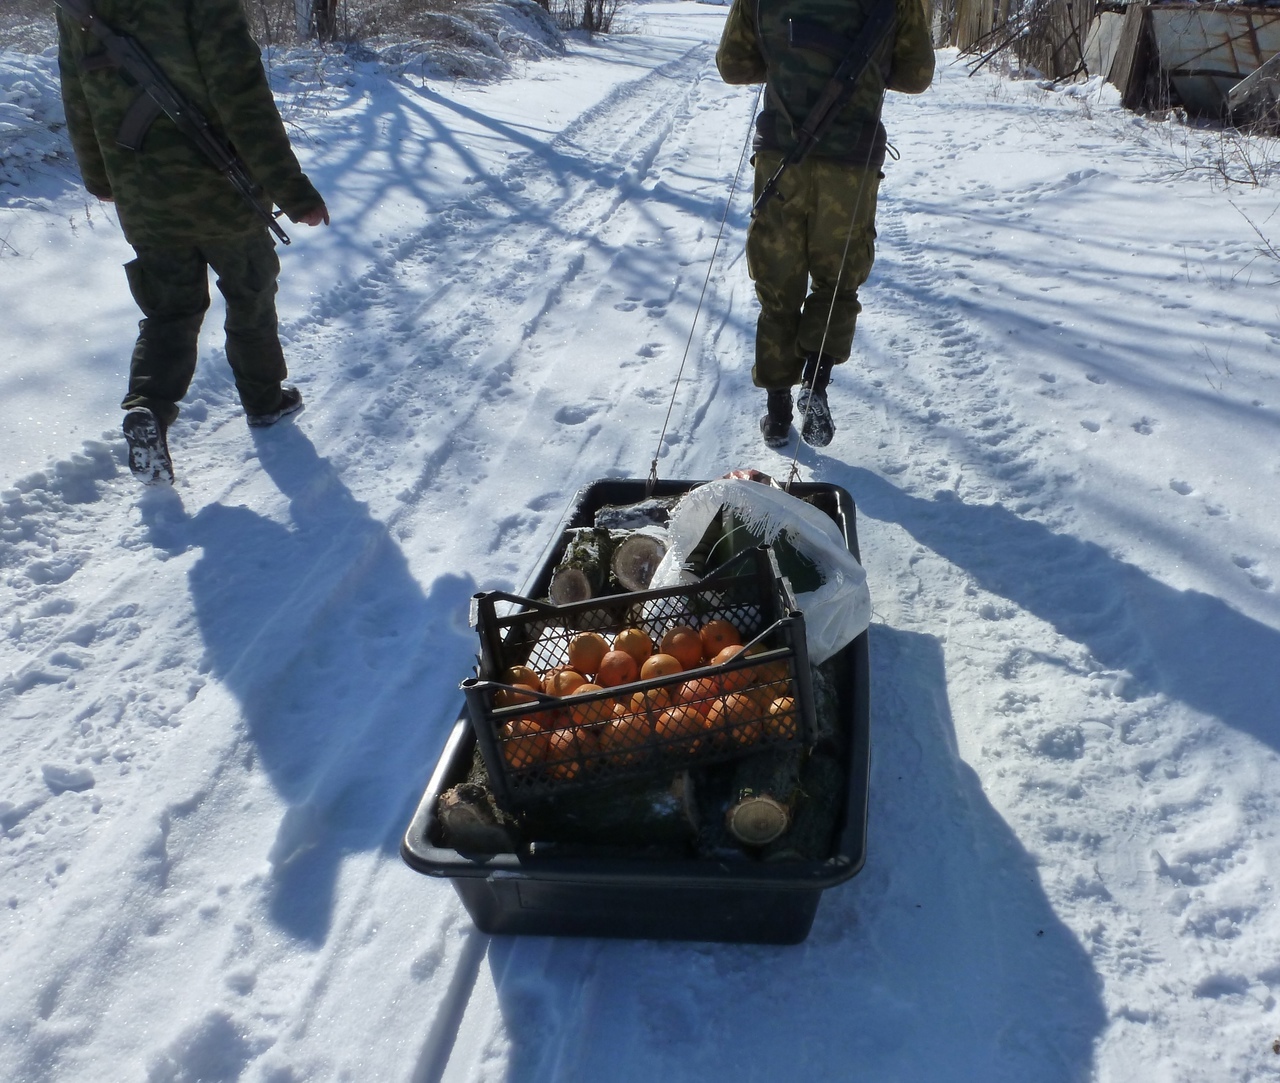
837, 466, 1280, 749
145, 425, 476, 943
472, 627, 1103, 1083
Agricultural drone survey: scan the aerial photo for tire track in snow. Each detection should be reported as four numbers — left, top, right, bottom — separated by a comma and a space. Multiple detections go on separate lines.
2, 38, 757, 1080
0, 45, 737, 1081
826, 143, 1280, 1074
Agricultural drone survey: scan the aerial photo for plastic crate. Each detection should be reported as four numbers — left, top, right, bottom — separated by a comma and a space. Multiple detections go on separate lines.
400, 478, 871, 945
464, 545, 817, 808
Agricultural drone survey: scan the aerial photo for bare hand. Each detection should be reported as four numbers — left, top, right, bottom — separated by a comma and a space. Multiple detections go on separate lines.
294, 203, 330, 227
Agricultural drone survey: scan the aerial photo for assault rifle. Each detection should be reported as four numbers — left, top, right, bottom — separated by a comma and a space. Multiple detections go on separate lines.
752, 0, 898, 220
54, 0, 291, 244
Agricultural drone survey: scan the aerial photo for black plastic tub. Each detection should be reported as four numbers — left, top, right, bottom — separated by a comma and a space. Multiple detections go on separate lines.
400, 478, 870, 945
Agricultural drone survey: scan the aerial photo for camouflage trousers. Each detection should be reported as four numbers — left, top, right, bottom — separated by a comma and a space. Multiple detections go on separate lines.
121, 229, 287, 426
746, 152, 881, 390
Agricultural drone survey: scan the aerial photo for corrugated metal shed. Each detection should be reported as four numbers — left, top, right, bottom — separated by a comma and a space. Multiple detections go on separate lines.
1147, 3, 1280, 114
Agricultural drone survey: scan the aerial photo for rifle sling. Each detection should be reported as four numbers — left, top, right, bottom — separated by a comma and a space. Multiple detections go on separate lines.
769, 0, 897, 163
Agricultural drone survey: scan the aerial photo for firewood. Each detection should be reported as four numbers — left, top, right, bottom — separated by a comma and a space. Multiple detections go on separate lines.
611, 528, 668, 591
761, 750, 844, 862
436, 749, 520, 853
724, 746, 806, 846
548, 527, 615, 605
593, 497, 678, 530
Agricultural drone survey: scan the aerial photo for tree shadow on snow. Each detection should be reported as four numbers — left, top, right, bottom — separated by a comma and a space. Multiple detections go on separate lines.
142, 425, 476, 944
469, 625, 1104, 1083
838, 466, 1280, 751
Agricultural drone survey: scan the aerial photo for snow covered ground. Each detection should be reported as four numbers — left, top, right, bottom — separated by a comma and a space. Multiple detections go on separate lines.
3, 2, 1280, 1079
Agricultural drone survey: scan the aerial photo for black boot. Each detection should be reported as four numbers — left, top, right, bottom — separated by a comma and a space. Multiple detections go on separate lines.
759, 388, 793, 448
797, 353, 835, 448
122, 407, 174, 486
246, 385, 304, 428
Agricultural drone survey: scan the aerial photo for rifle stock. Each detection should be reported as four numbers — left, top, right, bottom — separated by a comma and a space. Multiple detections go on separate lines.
55, 0, 292, 245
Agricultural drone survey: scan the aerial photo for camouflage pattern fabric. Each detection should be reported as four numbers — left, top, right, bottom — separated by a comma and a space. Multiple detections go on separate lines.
57, 0, 323, 246
717, 0, 934, 164
121, 231, 287, 425
718, 0, 934, 389
746, 152, 879, 389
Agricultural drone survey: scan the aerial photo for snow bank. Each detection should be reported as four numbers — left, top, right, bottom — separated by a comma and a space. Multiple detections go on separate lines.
0, 48, 68, 187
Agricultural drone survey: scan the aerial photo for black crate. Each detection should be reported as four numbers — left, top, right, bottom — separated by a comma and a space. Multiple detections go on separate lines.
464, 545, 817, 808
401, 478, 871, 945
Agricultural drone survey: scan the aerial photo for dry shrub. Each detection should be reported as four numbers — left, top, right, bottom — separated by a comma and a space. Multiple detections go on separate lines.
0, 0, 585, 51
0, 0, 57, 51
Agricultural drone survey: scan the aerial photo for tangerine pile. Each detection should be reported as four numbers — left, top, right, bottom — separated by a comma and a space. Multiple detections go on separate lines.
492, 618, 798, 780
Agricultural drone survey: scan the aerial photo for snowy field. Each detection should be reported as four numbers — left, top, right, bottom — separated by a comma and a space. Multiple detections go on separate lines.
3, 1, 1280, 1079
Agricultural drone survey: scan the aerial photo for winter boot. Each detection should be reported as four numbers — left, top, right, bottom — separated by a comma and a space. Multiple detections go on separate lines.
122, 407, 174, 486
797, 353, 835, 448
246, 385, 304, 428
759, 388, 794, 448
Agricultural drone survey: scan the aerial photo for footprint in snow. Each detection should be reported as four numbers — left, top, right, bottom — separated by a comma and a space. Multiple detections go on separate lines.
1132, 417, 1155, 435
1169, 479, 1194, 496
554, 404, 596, 425
1080, 419, 1100, 432
1086, 373, 1107, 384
525, 491, 560, 512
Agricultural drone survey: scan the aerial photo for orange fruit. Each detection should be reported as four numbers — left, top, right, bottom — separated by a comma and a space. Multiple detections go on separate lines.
544, 725, 581, 761
612, 627, 654, 666
595, 649, 639, 688
660, 625, 704, 669
764, 695, 799, 740
494, 682, 540, 709
596, 712, 649, 758
502, 664, 543, 691
498, 717, 550, 769
700, 619, 742, 658
675, 676, 720, 714
565, 683, 607, 726
629, 686, 672, 718
544, 724, 585, 781
709, 644, 754, 694
566, 632, 609, 676
705, 692, 761, 748
545, 668, 587, 697
654, 704, 706, 754
640, 653, 683, 680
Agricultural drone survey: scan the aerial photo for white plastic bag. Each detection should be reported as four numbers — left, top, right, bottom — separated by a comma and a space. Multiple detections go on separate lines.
649, 478, 871, 664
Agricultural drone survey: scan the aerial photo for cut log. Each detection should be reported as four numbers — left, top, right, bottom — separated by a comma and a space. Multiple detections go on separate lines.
762, 750, 845, 863
611, 528, 668, 591
594, 497, 678, 530
436, 781, 519, 853
436, 748, 520, 852
548, 527, 615, 605
725, 793, 791, 846
724, 746, 806, 847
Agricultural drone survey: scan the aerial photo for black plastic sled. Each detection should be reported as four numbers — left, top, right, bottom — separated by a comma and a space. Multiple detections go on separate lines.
400, 478, 871, 945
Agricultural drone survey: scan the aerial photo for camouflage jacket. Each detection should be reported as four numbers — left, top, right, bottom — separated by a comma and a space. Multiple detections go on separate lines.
716, 0, 934, 166
57, 0, 323, 246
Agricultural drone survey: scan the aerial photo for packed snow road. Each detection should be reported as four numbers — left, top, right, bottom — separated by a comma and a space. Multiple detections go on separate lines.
3, 2, 1280, 1080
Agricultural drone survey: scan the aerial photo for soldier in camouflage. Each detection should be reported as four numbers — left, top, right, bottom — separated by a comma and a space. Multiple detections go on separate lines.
717, 0, 934, 448
57, 0, 329, 485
